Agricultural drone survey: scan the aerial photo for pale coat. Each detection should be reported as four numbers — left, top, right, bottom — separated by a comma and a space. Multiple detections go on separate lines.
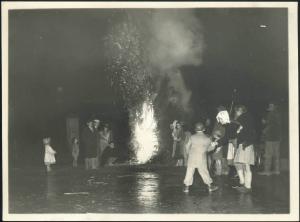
186, 132, 215, 167
44, 145, 56, 164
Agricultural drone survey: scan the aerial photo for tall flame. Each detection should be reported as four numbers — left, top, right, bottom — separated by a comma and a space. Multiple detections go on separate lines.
131, 99, 159, 164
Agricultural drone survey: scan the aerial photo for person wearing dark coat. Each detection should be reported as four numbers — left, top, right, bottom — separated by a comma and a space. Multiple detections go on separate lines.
215, 115, 240, 178
82, 119, 98, 170
258, 102, 282, 175
232, 105, 256, 193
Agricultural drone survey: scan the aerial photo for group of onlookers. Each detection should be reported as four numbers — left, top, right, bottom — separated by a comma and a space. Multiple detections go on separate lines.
43, 118, 116, 173
42, 101, 282, 187
80, 118, 116, 170
170, 102, 282, 194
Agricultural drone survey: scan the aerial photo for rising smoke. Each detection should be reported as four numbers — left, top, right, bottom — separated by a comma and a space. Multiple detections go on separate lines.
107, 9, 205, 111
147, 10, 205, 112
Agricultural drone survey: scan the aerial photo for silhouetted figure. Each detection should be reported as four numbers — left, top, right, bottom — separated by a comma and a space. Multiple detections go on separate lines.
99, 123, 114, 166
82, 119, 98, 170
232, 105, 256, 193
259, 102, 282, 176
170, 120, 185, 166
71, 137, 79, 167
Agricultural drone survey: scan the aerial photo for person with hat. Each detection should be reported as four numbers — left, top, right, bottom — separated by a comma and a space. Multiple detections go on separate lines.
183, 122, 219, 193
81, 119, 98, 170
258, 102, 282, 176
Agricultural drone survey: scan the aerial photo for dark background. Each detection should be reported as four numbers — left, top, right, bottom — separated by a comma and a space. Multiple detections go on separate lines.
9, 8, 289, 166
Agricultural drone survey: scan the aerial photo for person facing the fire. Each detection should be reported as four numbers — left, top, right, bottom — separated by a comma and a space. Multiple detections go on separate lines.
82, 119, 98, 170
232, 105, 256, 193
183, 122, 219, 193
170, 120, 185, 166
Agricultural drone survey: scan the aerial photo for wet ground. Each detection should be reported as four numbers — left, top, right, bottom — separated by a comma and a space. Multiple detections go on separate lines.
9, 165, 289, 214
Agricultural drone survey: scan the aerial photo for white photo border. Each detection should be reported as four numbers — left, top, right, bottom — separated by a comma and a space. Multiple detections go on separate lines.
2, 1, 298, 221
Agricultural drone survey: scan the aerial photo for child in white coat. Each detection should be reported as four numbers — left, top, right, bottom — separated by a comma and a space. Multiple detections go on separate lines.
43, 137, 56, 172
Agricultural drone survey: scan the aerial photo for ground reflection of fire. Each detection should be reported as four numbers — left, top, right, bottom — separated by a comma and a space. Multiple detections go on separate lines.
131, 99, 159, 164
136, 172, 160, 210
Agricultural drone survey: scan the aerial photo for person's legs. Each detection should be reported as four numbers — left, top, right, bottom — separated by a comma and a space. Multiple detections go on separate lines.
221, 158, 229, 175
244, 164, 252, 189
73, 158, 76, 167
183, 167, 196, 186
263, 141, 273, 173
197, 165, 218, 192
272, 141, 280, 174
197, 166, 213, 185
207, 154, 212, 171
91, 158, 98, 169
215, 159, 222, 176
87, 158, 93, 170
45, 163, 51, 172
235, 163, 245, 185
183, 151, 188, 167
101, 148, 109, 166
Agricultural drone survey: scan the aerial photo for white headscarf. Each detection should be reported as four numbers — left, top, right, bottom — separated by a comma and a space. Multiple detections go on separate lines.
216, 110, 230, 125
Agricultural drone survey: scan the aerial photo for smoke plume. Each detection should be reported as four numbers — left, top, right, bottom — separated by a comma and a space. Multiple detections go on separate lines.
147, 10, 205, 111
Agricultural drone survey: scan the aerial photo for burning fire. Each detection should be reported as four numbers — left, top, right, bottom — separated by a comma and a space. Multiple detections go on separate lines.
131, 99, 159, 164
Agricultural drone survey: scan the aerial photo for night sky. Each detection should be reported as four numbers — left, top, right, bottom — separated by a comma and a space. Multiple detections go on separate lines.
9, 8, 288, 146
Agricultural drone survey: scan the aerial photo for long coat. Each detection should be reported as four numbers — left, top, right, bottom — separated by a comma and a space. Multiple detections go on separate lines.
44, 145, 56, 164
81, 127, 98, 158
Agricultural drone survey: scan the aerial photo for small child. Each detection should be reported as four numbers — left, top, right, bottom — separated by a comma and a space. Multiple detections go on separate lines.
211, 130, 224, 176
71, 137, 80, 167
183, 122, 219, 193
43, 137, 56, 172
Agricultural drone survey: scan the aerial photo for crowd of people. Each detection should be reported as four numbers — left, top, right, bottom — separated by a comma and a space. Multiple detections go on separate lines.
170, 102, 282, 194
42, 101, 282, 195
43, 118, 117, 172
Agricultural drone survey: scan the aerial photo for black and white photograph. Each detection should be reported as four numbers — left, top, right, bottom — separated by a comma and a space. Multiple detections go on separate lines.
2, 2, 299, 221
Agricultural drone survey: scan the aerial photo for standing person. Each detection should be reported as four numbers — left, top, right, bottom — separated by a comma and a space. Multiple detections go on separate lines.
211, 108, 226, 176
183, 125, 192, 167
71, 137, 79, 168
99, 123, 113, 166
211, 129, 225, 176
171, 120, 185, 166
232, 105, 256, 193
258, 102, 282, 176
183, 122, 219, 193
43, 137, 57, 173
93, 119, 101, 166
81, 119, 98, 170
215, 109, 240, 179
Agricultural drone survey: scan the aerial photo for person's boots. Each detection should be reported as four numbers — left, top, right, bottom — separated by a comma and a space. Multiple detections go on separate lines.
208, 184, 218, 192
183, 185, 189, 193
